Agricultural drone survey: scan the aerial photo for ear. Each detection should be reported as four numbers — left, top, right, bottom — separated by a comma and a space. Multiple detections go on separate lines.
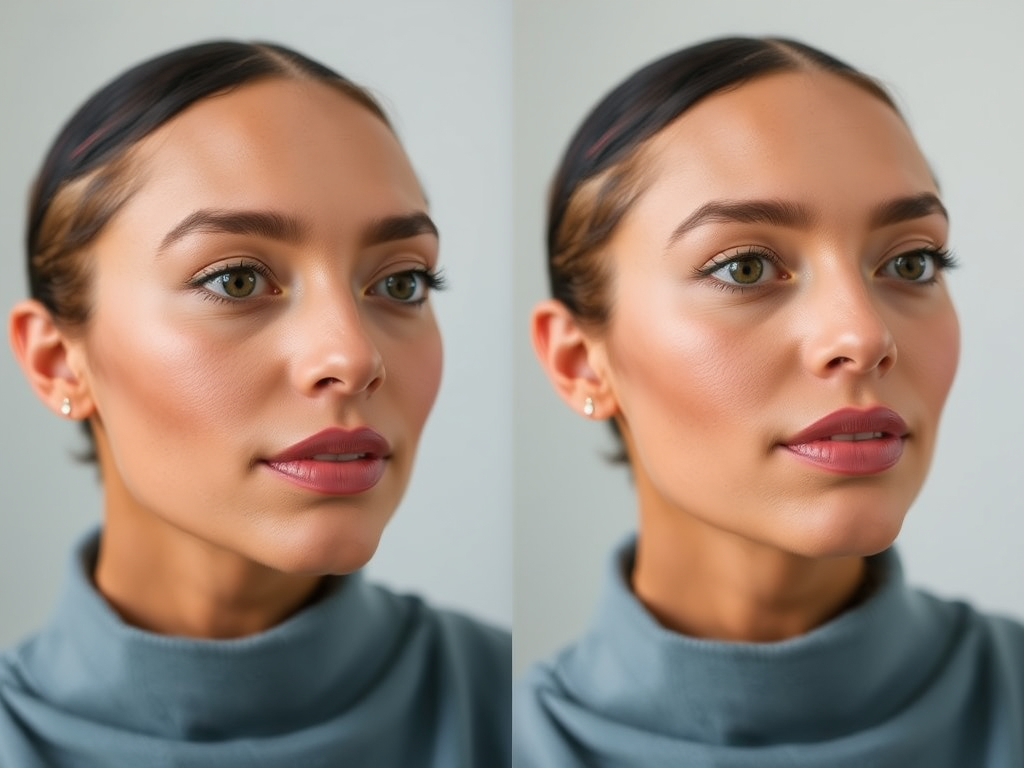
530, 298, 617, 420
8, 299, 96, 420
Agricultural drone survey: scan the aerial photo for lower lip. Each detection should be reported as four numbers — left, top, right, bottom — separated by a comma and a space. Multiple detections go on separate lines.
783, 436, 904, 476
262, 457, 386, 494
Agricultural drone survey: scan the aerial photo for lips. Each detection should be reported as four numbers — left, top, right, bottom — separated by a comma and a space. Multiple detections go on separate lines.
263, 427, 391, 495
782, 407, 909, 476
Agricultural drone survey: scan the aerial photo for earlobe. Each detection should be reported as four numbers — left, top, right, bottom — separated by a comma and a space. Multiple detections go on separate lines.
8, 299, 94, 419
530, 298, 617, 418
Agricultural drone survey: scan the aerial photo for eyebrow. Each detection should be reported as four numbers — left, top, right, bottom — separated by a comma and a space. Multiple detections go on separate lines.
158, 208, 438, 254
666, 199, 813, 248
666, 193, 948, 249
361, 211, 439, 247
869, 192, 948, 228
158, 209, 304, 254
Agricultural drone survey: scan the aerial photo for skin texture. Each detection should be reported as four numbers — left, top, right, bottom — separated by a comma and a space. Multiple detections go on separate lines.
533, 71, 959, 642
10, 77, 443, 637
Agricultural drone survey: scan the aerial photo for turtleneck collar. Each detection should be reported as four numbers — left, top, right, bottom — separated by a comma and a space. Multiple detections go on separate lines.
25, 530, 412, 740
2, 528, 512, 768
560, 540, 951, 745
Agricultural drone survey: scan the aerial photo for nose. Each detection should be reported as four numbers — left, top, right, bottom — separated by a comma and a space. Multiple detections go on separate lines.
801, 273, 897, 378
289, 288, 385, 397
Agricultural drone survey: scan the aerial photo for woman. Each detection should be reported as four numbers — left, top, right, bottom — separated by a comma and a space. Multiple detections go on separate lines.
515, 37, 1024, 765
1, 41, 510, 766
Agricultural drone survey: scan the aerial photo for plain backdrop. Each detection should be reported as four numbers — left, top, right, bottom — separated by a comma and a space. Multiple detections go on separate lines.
514, 0, 1024, 675
0, 0, 512, 647
2, 0, 1022, 679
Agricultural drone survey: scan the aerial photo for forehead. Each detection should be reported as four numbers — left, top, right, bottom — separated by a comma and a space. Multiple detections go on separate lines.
641, 70, 934, 204
121, 76, 424, 240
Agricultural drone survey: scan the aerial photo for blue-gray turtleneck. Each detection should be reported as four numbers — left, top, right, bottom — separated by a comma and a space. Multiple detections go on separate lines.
0, 530, 511, 767
515, 539, 1024, 767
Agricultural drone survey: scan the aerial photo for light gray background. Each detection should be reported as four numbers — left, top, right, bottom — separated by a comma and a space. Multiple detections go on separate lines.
3, 0, 1022, 674
514, 0, 1024, 674
0, 0, 512, 647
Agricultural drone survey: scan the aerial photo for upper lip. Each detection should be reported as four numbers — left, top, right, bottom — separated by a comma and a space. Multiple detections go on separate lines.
784, 407, 909, 445
264, 427, 391, 462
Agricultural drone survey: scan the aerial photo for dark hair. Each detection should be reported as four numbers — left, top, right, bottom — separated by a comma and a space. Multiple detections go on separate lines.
25, 40, 392, 460
544, 36, 900, 459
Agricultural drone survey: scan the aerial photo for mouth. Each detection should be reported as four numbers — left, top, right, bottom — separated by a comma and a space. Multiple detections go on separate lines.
263, 428, 391, 495
782, 407, 908, 476
311, 453, 371, 462
826, 432, 885, 442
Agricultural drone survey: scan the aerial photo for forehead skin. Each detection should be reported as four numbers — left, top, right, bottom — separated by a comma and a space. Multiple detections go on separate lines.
116, 76, 425, 250
628, 70, 937, 243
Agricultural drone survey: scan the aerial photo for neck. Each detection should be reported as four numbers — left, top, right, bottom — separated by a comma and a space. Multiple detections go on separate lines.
631, 503, 866, 643
95, 486, 322, 639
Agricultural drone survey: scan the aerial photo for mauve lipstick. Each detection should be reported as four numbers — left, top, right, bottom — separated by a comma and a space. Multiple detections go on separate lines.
263, 427, 390, 495
781, 407, 909, 476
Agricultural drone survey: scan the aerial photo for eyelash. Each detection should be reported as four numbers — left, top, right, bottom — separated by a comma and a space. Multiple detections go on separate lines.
895, 247, 959, 280
694, 246, 784, 293
694, 245, 959, 293
187, 262, 448, 306
188, 260, 276, 303
369, 267, 448, 306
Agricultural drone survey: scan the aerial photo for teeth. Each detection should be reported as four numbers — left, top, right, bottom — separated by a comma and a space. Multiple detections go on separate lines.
312, 453, 366, 461
829, 432, 883, 442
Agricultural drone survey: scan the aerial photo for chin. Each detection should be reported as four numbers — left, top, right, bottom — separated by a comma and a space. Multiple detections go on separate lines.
251, 523, 386, 575
776, 503, 909, 560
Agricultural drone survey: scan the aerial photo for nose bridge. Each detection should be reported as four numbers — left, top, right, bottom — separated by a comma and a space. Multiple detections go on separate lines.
802, 258, 896, 377
290, 274, 384, 395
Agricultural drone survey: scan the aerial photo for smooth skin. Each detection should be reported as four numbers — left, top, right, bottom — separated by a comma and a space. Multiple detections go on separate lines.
533, 71, 959, 642
10, 78, 443, 638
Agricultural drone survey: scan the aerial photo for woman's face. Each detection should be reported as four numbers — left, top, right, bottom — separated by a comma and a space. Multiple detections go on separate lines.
592, 71, 959, 558
73, 78, 442, 573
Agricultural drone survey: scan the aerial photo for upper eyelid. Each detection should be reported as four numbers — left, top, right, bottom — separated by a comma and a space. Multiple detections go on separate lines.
695, 245, 782, 276
187, 261, 278, 303
190, 257, 272, 280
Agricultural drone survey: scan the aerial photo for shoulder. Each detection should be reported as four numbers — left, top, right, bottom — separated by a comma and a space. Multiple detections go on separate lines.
514, 649, 591, 768
364, 581, 512, 765
946, 597, 1024, 683
361, 580, 510, 677
897, 585, 1024, 740
0, 638, 51, 768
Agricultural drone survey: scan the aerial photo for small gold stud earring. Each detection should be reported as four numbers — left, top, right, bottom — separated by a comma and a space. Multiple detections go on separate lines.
583, 396, 595, 417
60, 397, 72, 417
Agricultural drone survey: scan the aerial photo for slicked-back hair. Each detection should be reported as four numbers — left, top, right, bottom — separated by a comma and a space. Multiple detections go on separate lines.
25, 40, 392, 460
544, 36, 901, 459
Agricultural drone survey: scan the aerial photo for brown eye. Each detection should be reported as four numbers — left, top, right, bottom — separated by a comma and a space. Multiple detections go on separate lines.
384, 273, 419, 301
728, 257, 764, 284
370, 270, 436, 304
217, 268, 258, 298
881, 249, 946, 283
703, 247, 779, 289
197, 263, 274, 301
890, 253, 927, 280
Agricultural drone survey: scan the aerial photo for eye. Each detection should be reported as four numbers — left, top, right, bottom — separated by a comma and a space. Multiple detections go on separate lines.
192, 262, 277, 301
369, 268, 446, 305
879, 247, 957, 283
699, 247, 782, 288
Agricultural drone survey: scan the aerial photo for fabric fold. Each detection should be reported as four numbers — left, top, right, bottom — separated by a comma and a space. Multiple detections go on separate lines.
514, 537, 1024, 767
1, 529, 511, 767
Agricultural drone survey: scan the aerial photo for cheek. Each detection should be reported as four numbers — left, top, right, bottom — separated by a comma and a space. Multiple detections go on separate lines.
608, 299, 772, 458
378, 319, 443, 429
85, 305, 265, 460
899, 302, 960, 410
